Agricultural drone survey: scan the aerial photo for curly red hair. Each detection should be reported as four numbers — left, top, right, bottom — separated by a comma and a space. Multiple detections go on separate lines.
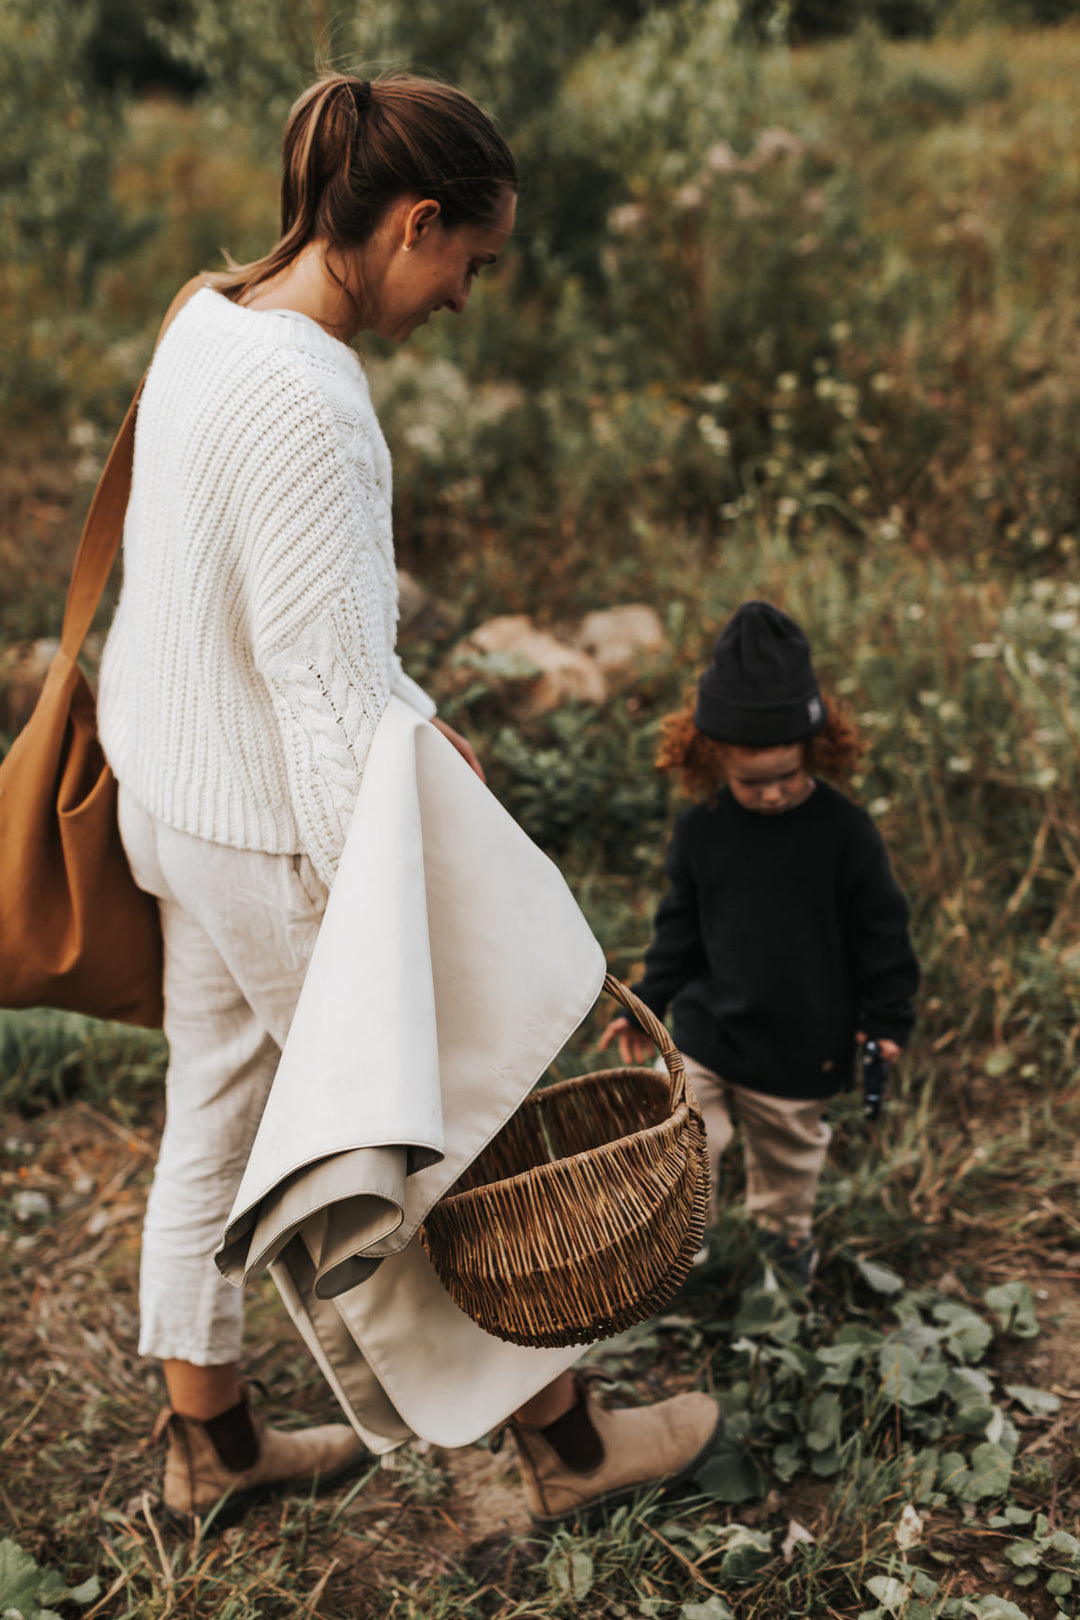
655, 691, 865, 800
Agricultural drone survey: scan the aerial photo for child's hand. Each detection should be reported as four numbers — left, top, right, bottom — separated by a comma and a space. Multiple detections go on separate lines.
857, 1032, 900, 1062
599, 1016, 656, 1066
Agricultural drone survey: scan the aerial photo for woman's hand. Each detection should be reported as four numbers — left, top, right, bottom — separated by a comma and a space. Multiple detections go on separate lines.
598, 1015, 656, 1067
431, 716, 486, 782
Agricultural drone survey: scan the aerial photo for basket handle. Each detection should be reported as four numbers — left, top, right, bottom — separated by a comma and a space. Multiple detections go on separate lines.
602, 973, 687, 1111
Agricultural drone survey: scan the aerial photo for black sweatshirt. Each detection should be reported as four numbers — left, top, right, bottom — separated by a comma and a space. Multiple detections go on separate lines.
631, 781, 919, 1100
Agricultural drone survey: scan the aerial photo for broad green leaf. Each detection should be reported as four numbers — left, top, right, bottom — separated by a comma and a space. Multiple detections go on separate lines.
1046, 1572, 1073, 1597
549, 1550, 594, 1601
962, 1599, 1032, 1620
908, 1447, 940, 1503
983, 1282, 1040, 1339
806, 1391, 842, 1452
1011, 1571, 1038, 1588
1046, 1530, 1080, 1557
816, 1343, 864, 1386
717, 1526, 771, 1581
933, 1302, 994, 1364
1004, 1385, 1061, 1418
855, 1257, 905, 1295
879, 1340, 949, 1406
952, 1402, 997, 1435
937, 1451, 971, 1496
772, 1439, 803, 1482
866, 1575, 910, 1613
65, 1577, 101, 1605
836, 1323, 886, 1349
681, 1601, 735, 1620
811, 1442, 842, 1477
1004, 1540, 1041, 1568
697, 1437, 765, 1505
946, 1366, 994, 1403
0, 1540, 43, 1615
961, 1442, 1012, 1502
733, 1288, 798, 1341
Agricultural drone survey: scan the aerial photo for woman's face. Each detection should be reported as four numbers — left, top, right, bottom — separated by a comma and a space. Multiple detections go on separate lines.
365, 190, 516, 343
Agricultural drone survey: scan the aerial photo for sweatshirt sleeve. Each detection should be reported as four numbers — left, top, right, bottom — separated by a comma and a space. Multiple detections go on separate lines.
842, 814, 920, 1046
630, 817, 711, 1024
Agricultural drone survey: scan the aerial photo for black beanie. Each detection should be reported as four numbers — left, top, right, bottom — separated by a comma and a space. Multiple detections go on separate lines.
693, 601, 826, 745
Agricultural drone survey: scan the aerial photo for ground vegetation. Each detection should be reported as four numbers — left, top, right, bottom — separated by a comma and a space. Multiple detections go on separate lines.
3, 6, 1080, 1616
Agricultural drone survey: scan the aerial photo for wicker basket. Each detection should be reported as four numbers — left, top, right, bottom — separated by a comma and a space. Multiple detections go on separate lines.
420, 974, 709, 1348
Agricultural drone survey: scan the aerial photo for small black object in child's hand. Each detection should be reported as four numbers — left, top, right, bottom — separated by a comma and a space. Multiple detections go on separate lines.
862, 1040, 889, 1121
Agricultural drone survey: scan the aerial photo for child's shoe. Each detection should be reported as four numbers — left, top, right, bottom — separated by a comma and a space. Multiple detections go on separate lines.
761, 1231, 819, 1289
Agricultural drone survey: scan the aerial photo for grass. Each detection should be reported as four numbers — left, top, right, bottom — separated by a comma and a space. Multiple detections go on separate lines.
4, 14, 1080, 1619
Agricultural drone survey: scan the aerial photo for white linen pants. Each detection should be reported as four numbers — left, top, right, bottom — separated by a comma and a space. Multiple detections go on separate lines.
680, 1054, 832, 1238
118, 786, 329, 1365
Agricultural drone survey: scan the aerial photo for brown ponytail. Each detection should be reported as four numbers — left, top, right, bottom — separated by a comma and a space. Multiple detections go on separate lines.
656, 692, 866, 800
209, 72, 516, 304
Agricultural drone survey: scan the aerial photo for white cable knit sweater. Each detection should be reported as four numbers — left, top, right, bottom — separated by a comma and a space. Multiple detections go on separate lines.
98, 287, 436, 887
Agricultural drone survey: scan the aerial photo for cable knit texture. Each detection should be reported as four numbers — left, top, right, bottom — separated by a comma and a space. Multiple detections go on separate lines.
99, 288, 435, 886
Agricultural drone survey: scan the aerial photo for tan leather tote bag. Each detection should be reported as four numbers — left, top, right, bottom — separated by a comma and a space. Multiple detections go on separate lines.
0, 278, 205, 1027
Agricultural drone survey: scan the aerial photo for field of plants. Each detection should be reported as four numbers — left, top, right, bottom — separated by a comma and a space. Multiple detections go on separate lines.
3, 2, 1080, 1615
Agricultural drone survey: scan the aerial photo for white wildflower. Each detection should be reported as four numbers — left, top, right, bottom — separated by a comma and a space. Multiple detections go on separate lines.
697, 415, 731, 454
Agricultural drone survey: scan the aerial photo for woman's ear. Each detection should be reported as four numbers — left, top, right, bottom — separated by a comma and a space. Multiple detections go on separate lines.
403, 198, 443, 249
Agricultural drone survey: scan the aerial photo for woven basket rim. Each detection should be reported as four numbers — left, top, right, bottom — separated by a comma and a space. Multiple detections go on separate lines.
518, 1061, 672, 1105
431, 1094, 697, 1217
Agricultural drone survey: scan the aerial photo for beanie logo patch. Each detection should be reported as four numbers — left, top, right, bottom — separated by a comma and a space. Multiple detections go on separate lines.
807, 695, 824, 724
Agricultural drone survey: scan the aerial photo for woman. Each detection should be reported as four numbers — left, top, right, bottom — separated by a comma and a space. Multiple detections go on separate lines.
99, 71, 718, 1525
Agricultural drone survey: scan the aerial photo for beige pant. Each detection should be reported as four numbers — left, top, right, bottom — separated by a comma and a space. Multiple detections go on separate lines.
680, 1054, 832, 1239
118, 786, 329, 1366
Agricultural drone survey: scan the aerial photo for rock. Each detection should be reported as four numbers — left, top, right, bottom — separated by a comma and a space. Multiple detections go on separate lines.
397, 567, 430, 628
573, 604, 669, 680
0, 638, 59, 735
452, 614, 607, 715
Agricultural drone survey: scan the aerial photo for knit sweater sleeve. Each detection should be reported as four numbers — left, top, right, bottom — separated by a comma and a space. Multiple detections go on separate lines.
631, 816, 710, 1024
251, 379, 416, 887
841, 813, 920, 1046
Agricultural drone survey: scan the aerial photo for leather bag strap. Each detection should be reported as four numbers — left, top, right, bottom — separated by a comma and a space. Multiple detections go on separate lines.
60, 274, 210, 658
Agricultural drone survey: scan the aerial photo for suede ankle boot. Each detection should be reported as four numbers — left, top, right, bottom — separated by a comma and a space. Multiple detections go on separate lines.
153, 1391, 366, 1524
507, 1376, 721, 1527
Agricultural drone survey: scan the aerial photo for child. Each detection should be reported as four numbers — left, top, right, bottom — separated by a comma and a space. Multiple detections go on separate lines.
601, 600, 919, 1285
